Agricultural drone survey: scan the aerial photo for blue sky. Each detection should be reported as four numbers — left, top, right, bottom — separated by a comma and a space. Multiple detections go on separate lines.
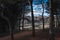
33, 0, 48, 5
26, 0, 49, 17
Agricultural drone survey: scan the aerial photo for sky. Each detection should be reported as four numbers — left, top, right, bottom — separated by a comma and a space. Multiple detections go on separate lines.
26, 0, 49, 17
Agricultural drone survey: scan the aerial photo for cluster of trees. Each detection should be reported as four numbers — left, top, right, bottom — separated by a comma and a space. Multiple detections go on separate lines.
0, 0, 31, 40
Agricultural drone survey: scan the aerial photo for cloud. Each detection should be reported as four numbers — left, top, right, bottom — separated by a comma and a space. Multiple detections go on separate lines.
26, 11, 49, 17
33, 4, 43, 12
26, 0, 49, 17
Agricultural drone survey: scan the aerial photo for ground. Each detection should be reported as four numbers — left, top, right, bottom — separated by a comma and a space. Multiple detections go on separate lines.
0, 29, 60, 40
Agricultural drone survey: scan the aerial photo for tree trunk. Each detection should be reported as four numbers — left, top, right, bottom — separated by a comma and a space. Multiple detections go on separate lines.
42, 1, 44, 31
57, 15, 60, 28
0, 16, 14, 40
11, 24, 14, 40
49, 0, 55, 40
30, 0, 35, 37
22, 13, 24, 31
56, 15, 58, 28
18, 18, 21, 31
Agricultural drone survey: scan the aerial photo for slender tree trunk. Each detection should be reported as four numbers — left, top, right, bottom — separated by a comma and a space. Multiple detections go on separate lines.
22, 4, 25, 31
57, 15, 60, 28
49, 0, 55, 40
31, 0, 35, 37
11, 25, 14, 40
56, 15, 58, 28
22, 13, 24, 31
20, 3, 24, 31
9, 20, 14, 40
55, 7, 58, 28
42, 1, 44, 31
19, 18, 21, 31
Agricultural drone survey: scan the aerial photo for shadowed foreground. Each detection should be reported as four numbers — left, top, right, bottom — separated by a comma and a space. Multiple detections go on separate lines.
0, 29, 60, 40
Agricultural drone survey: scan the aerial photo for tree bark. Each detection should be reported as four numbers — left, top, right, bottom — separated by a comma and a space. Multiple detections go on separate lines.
56, 15, 58, 28
49, 0, 55, 40
42, 1, 44, 31
18, 18, 21, 31
22, 13, 24, 31
30, 0, 35, 37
